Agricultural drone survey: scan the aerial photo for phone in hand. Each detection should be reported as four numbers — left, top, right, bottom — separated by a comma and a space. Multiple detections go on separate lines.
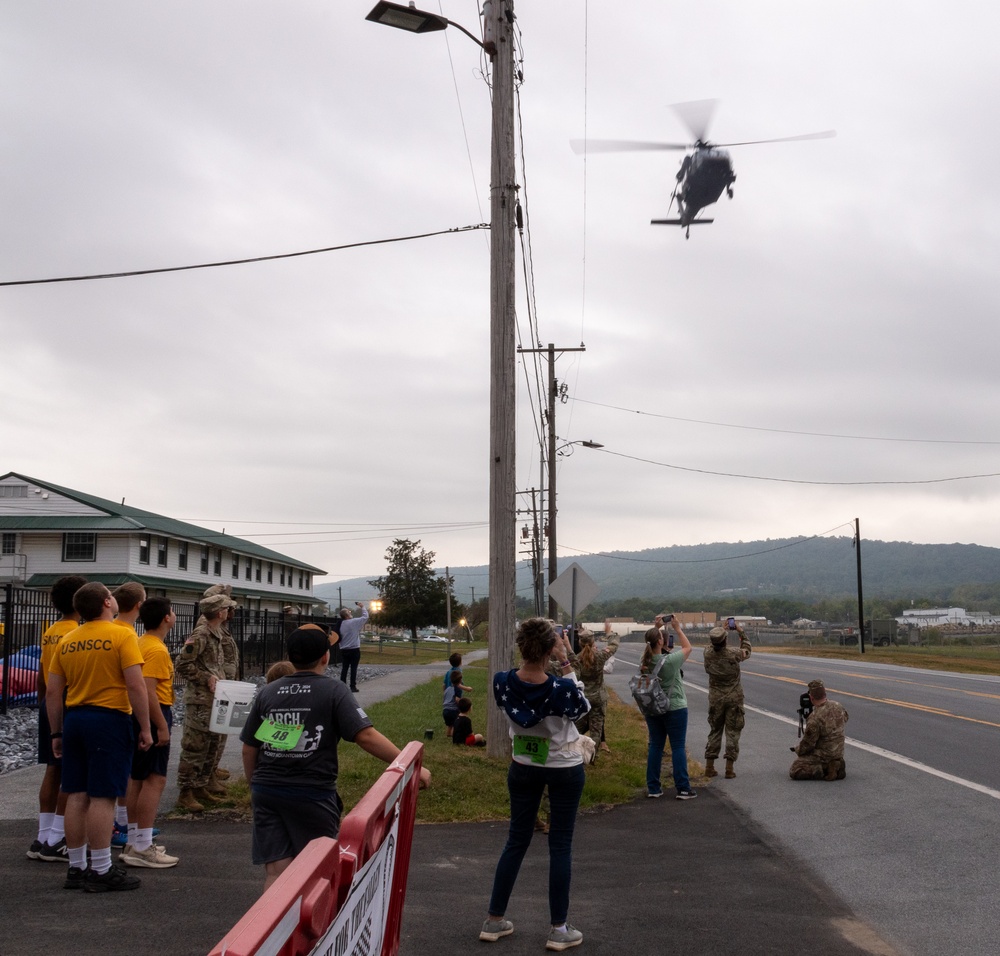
727, 617, 737, 629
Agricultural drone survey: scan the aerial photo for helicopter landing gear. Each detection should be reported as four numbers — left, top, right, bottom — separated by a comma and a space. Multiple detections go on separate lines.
727, 187, 734, 199
685, 225, 691, 240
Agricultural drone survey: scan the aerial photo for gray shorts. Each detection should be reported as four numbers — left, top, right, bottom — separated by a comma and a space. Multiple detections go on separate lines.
250, 789, 342, 865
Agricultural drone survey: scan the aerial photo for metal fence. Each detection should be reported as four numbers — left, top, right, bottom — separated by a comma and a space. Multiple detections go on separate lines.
0, 584, 337, 713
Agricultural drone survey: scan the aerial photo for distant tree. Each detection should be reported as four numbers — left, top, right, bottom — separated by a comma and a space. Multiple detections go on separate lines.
368, 539, 453, 642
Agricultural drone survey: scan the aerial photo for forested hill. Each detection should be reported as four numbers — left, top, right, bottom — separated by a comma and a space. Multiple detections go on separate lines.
317, 537, 1000, 605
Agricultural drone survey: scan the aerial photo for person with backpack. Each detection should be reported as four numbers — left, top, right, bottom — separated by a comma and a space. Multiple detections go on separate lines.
640, 615, 696, 800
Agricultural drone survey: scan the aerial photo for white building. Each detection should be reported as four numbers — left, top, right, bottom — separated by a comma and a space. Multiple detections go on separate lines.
0, 472, 324, 613
899, 607, 999, 628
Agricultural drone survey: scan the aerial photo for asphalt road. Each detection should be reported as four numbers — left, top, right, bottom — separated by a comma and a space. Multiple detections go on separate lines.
605, 643, 1000, 956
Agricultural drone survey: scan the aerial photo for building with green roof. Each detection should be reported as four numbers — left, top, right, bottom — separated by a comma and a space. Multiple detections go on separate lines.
0, 472, 325, 613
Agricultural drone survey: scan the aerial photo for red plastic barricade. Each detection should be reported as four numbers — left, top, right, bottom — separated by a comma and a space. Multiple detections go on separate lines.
209, 741, 424, 956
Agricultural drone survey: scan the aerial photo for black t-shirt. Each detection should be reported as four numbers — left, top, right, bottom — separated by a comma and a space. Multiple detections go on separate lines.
452, 714, 473, 745
240, 671, 372, 793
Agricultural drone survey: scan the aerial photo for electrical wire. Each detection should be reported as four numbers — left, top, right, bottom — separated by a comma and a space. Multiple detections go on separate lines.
560, 522, 856, 565
571, 397, 1000, 446
589, 445, 1000, 486
0, 225, 488, 287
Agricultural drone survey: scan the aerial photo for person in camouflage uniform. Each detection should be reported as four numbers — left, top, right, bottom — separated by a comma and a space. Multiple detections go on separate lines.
703, 623, 752, 779
201, 585, 239, 786
789, 680, 849, 781
174, 591, 236, 811
572, 624, 620, 749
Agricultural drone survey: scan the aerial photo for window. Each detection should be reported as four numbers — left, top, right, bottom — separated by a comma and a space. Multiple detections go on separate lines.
245, 557, 252, 581
200, 546, 209, 574
0, 484, 28, 498
267, 562, 273, 584
214, 549, 222, 576
298, 570, 303, 589
305, 573, 311, 590
178, 541, 188, 571
139, 534, 150, 564
255, 559, 261, 582
280, 566, 286, 586
232, 554, 239, 578
63, 533, 96, 562
1, 533, 16, 555
156, 537, 168, 568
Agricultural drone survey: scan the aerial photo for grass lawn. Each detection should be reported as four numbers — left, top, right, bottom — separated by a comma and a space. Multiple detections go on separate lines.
357, 639, 486, 666
336, 661, 673, 824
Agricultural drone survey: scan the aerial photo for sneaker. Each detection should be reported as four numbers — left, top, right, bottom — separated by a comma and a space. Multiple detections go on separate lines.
38, 838, 68, 862
350, 686, 360, 693
675, 789, 698, 800
646, 789, 663, 799
122, 844, 179, 869
111, 822, 129, 848
480, 918, 514, 942
83, 863, 141, 893
26, 839, 44, 860
546, 924, 583, 951
64, 865, 88, 890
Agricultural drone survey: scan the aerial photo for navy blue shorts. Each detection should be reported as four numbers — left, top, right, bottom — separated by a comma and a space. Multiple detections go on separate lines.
130, 706, 173, 780
443, 708, 459, 727
250, 789, 341, 865
61, 707, 133, 798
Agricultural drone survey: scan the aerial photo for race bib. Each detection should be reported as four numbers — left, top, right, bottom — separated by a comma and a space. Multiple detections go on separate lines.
512, 734, 549, 765
254, 717, 304, 751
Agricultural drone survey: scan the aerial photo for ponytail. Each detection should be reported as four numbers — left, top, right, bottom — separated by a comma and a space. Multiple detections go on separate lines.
641, 627, 662, 673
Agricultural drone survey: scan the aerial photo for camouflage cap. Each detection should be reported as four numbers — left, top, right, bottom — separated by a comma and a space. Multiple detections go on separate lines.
807, 679, 826, 696
199, 592, 237, 615
203, 584, 233, 599
709, 626, 727, 643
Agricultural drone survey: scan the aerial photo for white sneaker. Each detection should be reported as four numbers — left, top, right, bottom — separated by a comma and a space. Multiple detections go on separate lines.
121, 844, 179, 868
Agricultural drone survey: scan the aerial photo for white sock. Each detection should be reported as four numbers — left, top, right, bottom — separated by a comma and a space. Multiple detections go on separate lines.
90, 847, 112, 875
68, 844, 88, 869
552, 925, 567, 934
115, 804, 128, 827
127, 822, 138, 844
134, 828, 153, 852
51, 814, 66, 842
37, 812, 55, 843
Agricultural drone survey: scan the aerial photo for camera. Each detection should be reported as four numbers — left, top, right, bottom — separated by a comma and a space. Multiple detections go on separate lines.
727, 617, 736, 629
795, 690, 813, 737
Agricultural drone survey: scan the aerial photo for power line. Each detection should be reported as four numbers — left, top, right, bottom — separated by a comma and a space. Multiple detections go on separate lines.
560, 522, 856, 565
0, 225, 488, 287
571, 396, 1000, 446
590, 446, 1000, 486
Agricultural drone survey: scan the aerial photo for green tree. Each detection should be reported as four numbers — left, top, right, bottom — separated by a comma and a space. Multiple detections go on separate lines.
368, 539, 453, 642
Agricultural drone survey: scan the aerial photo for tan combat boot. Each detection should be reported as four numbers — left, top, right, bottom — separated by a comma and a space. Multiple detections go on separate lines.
204, 778, 228, 797
725, 759, 736, 779
214, 768, 231, 781
176, 789, 205, 813
704, 759, 718, 778
193, 787, 225, 805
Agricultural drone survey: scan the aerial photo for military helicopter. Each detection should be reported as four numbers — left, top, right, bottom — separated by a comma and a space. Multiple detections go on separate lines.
570, 99, 835, 238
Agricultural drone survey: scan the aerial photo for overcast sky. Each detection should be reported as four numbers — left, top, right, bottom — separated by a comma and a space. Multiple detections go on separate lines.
4, 1, 1000, 593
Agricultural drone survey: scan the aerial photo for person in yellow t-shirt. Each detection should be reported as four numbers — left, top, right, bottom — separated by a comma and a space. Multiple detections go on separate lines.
121, 597, 179, 869
28, 574, 88, 864
46, 582, 152, 893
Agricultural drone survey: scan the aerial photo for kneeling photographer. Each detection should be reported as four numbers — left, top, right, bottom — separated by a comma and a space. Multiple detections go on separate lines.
789, 680, 849, 781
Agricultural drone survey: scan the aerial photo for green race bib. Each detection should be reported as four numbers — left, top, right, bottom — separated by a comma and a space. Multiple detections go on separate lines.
512, 734, 550, 765
254, 717, 304, 751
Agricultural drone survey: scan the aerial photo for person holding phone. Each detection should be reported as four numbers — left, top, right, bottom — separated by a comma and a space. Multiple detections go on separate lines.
641, 615, 696, 800
703, 620, 752, 779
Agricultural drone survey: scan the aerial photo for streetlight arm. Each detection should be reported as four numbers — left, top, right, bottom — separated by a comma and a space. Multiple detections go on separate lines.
366, 1, 488, 51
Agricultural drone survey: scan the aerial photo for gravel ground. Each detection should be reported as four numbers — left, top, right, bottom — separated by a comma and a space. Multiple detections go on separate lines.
0, 663, 400, 776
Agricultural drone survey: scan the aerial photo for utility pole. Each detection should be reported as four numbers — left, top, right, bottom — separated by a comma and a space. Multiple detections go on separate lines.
519, 342, 586, 620
854, 518, 866, 654
485, 0, 517, 759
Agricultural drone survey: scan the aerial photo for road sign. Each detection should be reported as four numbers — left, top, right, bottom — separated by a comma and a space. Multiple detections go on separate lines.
547, 563, 599, 616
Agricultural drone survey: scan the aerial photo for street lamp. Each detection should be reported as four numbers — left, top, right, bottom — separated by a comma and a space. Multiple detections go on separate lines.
458, 617, 473, 643
367, 1, 517, 759
548, 439, 603, 620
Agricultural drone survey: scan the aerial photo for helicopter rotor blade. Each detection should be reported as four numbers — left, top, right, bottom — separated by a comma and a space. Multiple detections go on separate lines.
669, 98, 718, 144
570, 139, 690, 154
713, 130, 837, 148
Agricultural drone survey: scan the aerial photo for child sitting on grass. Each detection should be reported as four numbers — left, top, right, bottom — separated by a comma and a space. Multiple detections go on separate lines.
451, 696, 486, 747
442, 668, 471, 737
